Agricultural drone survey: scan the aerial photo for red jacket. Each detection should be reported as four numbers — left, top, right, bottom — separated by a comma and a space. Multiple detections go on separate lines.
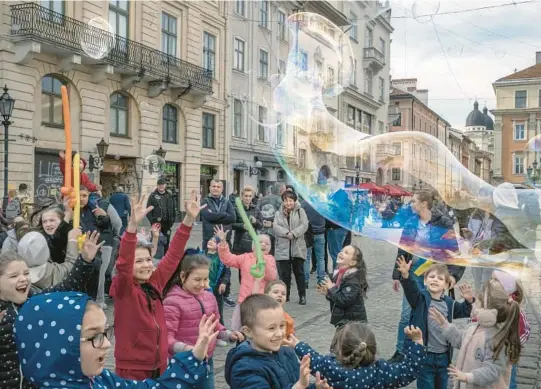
59, 156, 98, 192
110, 224, 192, 372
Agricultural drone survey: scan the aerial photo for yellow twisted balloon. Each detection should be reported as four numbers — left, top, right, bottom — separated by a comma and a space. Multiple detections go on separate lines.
72, 154, 85, 251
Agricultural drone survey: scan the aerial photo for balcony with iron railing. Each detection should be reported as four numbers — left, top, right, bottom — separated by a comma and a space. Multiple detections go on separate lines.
363, 47, 385, 73
10, 3, 212, 104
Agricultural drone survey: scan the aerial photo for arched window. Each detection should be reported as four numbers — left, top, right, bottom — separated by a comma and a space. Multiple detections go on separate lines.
110, 92, 128, 136
162, 104, 178, 143
41, 75, 65, 126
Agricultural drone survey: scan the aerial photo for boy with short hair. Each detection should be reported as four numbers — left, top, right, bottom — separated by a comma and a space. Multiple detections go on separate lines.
224, 294, 313, 389
396, 260, 474, 389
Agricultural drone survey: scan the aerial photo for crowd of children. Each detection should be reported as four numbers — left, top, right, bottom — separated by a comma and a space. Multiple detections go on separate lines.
0, 184, 533, 389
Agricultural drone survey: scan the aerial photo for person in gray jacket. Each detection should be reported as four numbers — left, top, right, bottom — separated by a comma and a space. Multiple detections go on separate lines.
273, 190, 309, 305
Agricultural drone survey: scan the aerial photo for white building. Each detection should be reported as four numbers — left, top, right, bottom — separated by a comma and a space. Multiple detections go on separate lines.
226, 0, 393, 194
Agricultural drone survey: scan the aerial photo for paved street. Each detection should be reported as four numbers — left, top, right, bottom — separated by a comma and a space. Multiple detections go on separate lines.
104, 225, 540, 389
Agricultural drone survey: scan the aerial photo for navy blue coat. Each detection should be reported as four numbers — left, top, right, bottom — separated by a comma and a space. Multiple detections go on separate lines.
400, 275, 473, 361
225, 341, 316, 389
109, 191, 131, 218
200, 195, 236, 243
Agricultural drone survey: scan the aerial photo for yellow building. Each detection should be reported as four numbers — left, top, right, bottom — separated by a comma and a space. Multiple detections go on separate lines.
0, 0, 227, 204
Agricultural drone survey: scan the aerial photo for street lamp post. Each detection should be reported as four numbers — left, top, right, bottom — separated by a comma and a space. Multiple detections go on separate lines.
0, 86, 15, 214
527, 160, 541, 185
154, 145, 167, 160
355, 163, 360, 185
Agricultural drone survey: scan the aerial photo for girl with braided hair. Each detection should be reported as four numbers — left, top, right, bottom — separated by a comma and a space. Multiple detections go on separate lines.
285, 323, 426, 389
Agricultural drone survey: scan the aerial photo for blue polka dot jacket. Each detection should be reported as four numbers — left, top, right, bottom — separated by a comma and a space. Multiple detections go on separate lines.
294, 341, 426, 389
14, 291, 209, 389
0, 256, 94, 389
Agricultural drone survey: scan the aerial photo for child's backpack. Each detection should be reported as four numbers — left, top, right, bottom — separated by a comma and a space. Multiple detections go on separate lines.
5, 199, 22, 219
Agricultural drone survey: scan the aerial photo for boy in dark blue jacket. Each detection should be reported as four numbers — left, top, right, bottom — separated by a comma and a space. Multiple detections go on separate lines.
225, 294, 320, 389
396, 258, 474, 389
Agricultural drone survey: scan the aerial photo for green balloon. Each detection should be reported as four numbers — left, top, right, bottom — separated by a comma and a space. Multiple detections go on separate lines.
235, 197, 266, 279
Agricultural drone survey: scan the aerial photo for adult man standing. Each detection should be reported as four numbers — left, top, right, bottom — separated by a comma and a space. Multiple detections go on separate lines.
232, 186, 262, 255
258, 185, 282, 256
147, 178, 176, 253
109, 186, 131, 235
201, 179, 236, 306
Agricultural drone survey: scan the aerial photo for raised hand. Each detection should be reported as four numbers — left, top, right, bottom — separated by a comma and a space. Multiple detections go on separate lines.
213, 225, 229, 242
404, 325, 423, 345
283, 334, 300, 348
151, 223, 161, 238
184, 189, 206, 220
228, 331, 245, 343
315, 372, 333, 389
459, 283, 474, 303
448, 365, 467, 382
127, 195, 154, 232
293, 355, 311, 389
396, 256, 410, 279
429, 307, 448, 327
81, 231, 104, 263
68, 227, 82, 241
193, 314, 219, 361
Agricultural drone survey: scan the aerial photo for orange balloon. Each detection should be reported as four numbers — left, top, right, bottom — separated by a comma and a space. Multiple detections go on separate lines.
68, 199, 76, 208
61, 187, 69, 195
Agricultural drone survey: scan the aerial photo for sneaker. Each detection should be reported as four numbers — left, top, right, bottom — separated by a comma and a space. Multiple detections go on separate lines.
299, 297, 306, 305
310, 267, 316, 274
217, 340, 228, 347
388, 351, 405, 363
224, 297, 236, 307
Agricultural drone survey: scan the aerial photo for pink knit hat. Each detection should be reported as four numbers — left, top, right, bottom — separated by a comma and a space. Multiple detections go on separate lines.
492, 269, 517, 295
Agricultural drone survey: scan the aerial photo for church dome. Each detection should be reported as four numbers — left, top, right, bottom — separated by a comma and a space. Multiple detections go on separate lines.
465, 101, 486, 128
483, 107, 494, 130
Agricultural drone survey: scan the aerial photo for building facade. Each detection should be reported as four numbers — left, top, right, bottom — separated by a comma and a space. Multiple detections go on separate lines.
226, 0, 393, 194
0, 0, 226, 205
382, 80, 451, 191
492, 52, 541, 185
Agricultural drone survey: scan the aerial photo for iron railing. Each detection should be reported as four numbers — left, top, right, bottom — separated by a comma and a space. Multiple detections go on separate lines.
363, 47, 385, 65
10, 3, 212, 94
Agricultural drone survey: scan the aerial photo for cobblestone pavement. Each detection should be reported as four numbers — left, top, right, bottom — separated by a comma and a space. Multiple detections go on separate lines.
104, 225, 541, 389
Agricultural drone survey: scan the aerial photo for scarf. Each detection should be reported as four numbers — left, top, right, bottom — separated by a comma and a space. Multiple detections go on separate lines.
335, 267, 349, 288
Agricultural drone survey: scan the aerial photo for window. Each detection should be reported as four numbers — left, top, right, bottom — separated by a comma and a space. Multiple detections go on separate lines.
364, 69, 373, 95
316, 60, 323, 83
203, 32, 216, 77
349, 12, 357, 40
233, 99, 243, 137
259, 1, 269, 29
513, 154, 524, 175
392, 168, 401, 181
327, 67, 334, 87
110, 92, 128, 136
393, 142, 401, 155
514, 122, 526, 140
202, 113, 215, 148
378, 77, 385, 101
297, 50, 308, 71
276, 114, 285, 146
259, 49, 269, 79
347, 105, 355, 127
364, 27, 373, 48
379, 38, 385, 59
278, 59, 286, 75
378, 121, 384, 134
161, 12, 177, 57
41, 75, 64, 126
162, 104, 177, 143
234, 38, 245, 71
538, 90, 541, 107
299, 149, 306, 168
109, 0, 129, 39
235, 0, 245, 16
515, 90, 527, 108
41, 0, 64, 22
258, 106, 267, 141
350, 57, 356, 86
278, 11, 286, 40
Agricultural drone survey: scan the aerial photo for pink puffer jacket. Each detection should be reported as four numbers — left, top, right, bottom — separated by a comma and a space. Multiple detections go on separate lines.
163, 285, 226, 357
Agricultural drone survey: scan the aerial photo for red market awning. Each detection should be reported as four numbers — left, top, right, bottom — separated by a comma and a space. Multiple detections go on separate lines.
383, 184, 404, 197
358, 182, 387, 195
391, 184, 413, 196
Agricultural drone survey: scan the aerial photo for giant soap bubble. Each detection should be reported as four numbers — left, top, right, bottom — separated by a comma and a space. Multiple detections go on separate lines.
81, 17, 115, 60
268, 12, 541, 290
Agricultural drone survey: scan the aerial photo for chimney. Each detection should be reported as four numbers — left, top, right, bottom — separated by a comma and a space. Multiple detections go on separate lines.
537, 51, 541, 64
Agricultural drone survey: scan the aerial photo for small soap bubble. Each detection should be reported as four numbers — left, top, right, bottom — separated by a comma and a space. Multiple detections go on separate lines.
447, 43, 464, 58
142, 155, 166, 179
412, 1, 440, 23
81, 17, 115, 60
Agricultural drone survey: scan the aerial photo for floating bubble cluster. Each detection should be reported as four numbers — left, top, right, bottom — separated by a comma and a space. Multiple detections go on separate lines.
142, 154, 166, 179
262, 12, 541, 295
80, 17, 115, 60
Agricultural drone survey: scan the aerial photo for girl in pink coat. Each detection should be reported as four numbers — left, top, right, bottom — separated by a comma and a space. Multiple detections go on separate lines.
163, 251, 244, 389
214, 225, 278, 330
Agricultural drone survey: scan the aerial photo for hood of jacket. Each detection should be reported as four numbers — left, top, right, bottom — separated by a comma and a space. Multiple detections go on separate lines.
15, 291, 92, 388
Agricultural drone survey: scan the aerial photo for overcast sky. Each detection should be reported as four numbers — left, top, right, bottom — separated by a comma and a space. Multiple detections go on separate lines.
387, 0, 541, 128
